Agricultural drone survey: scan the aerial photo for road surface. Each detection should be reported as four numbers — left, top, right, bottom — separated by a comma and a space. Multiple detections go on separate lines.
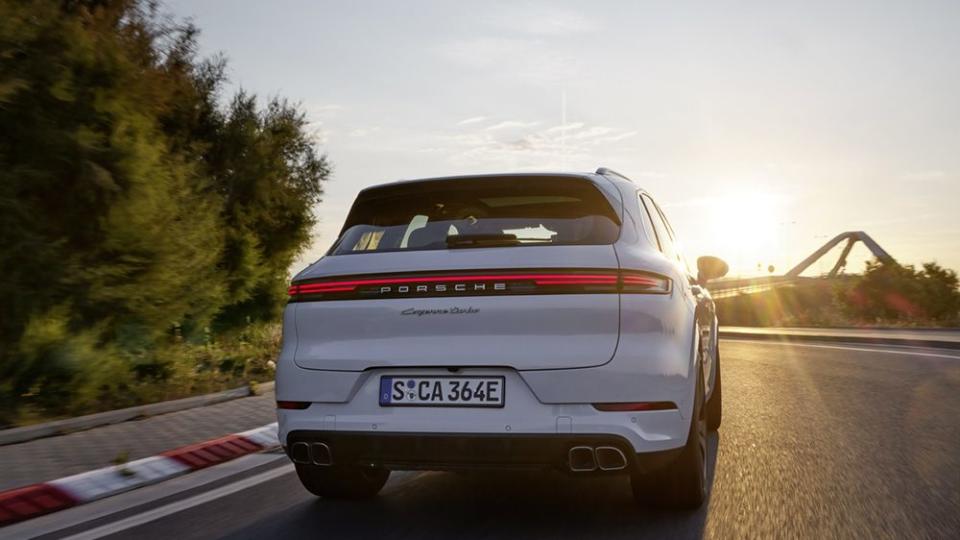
10, 340, 960, 539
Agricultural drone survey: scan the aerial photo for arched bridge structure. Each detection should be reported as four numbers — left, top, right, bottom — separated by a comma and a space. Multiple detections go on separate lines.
709, 231, 896, 299
784, 231, 895, 278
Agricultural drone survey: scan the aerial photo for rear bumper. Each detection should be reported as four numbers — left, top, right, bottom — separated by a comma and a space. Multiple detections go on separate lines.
284, 431, 682, 473
276, 369, 691, 455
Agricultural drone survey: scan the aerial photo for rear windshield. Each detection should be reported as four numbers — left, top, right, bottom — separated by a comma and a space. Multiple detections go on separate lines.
330, 176, 621, 255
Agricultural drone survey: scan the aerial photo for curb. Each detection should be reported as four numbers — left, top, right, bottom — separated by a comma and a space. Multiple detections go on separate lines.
0, 382, 275, 447
0, 422, 279, 527
719, 330, 960, 350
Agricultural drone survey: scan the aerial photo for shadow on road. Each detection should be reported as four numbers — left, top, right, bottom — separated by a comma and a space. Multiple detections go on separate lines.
233, 434, 720, 539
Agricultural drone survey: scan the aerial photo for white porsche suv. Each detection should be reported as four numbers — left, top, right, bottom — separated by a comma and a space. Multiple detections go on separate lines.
276, 168, 728, 509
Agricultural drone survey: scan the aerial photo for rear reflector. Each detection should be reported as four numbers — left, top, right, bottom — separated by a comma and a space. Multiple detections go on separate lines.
592, 401, 677, 412
277, 401, 311, 410
288, 268, 670, 301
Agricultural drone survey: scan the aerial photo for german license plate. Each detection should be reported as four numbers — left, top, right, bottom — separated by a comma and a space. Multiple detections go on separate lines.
379, 376, 505, 408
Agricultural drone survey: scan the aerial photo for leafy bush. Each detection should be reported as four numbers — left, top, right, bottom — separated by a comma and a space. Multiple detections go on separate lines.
13, 321, 281, 425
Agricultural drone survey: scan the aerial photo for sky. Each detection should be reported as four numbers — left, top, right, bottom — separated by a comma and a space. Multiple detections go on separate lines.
168, 0, 960, 277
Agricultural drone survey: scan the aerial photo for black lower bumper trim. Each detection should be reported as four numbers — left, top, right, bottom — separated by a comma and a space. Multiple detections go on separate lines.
285, 431, 682, 473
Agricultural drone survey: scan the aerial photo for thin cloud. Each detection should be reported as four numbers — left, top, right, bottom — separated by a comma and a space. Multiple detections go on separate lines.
488, 7, 600, 36
595, 131, 638, 143
485, 120, 540, 131
304, 104, 345, 132
544, 122, 585, 134
569, 126, 616, 140
349, 126, 382, 137
437, 37, 582, 83
438, 121, 640, 168
457, 116, 487, 126
439, 37, 531, 69
307, 104, 344, 116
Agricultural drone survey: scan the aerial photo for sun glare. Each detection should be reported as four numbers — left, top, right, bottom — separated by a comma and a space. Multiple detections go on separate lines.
706, 190, 786, 276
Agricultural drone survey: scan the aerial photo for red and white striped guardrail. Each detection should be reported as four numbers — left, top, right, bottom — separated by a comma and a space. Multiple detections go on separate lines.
0, 423, 279, 526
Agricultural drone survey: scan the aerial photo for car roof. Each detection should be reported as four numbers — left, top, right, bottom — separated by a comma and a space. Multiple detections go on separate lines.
358, 169, 642, 195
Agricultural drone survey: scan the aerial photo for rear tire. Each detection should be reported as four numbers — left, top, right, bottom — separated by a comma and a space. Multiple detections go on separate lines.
295, 463, 390, 499
631, 369, 708, 510
707, 350, 722, 431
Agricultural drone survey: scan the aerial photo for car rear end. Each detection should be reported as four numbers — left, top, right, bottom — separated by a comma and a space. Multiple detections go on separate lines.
276, 173, 698, 486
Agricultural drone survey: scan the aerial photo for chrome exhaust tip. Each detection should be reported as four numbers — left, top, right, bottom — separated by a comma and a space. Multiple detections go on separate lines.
310, 442, 333, 466
595, 446, 628, 471
568, 446, 597, 472
289, 442, 311, 464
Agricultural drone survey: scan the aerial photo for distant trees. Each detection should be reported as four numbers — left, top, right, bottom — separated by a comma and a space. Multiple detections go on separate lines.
716, 261, 960, 327
0, 0, 329, 425
840, 261, 960, 324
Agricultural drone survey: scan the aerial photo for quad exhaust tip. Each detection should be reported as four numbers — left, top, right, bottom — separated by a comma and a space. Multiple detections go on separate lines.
289, 442, 311, 464
568, 445, 628, 472
289, 441, 333, 466
311, 442, 333, 466
568, 446, 598, 472
595, 446, 628, 471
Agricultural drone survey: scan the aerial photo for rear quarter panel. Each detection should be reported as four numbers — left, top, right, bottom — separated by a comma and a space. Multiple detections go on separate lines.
519, 178, 701, 420
519, 248, 699, 419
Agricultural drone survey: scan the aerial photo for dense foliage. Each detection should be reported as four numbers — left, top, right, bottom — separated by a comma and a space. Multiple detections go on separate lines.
0, 0, 328, 426
841, 261, 960, 323
717, 261, 960, 327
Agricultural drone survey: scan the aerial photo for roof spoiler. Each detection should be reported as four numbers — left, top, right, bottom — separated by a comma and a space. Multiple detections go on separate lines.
595, 167, 633, 183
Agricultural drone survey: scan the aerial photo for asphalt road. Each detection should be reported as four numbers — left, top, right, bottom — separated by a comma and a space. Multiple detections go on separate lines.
27, 340, 960, 539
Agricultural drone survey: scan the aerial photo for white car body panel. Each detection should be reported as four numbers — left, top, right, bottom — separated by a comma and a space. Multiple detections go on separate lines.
278, 368, 691, 454
292, 245, 620, 371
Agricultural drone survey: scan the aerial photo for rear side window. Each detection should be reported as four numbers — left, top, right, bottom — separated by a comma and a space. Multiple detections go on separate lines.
331, 176, 621, 255
636, 192, 659, 248
640, 193, 690, 273
640, 194, 677, 259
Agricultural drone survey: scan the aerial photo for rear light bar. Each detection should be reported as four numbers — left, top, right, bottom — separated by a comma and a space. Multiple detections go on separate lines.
621, 273, 670, 293
277, 401, 311, 410
593, 401, 678, 412
288, 269, 670, 301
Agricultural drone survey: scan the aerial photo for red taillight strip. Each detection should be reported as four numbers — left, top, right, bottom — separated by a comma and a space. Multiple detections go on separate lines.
532, 279, 617, 285
291, 272, 620, 295
288, 270, 670, 297
623, 276, 659, 283
293, 283, 355, 294
311, 273, 616, 288
593, 401, 677, 412
622, 277, 662, 287
277, 401, 311, 410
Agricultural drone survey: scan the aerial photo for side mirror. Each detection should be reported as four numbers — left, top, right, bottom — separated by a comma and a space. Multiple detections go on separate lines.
697, 255, 729, 284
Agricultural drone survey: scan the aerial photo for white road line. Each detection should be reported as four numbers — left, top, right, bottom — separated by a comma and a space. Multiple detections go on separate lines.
723, 339, 960, 359
63, 464, 294, 540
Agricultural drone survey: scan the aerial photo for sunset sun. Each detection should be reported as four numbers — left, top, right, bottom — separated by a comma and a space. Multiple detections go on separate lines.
705, 190, 786, 276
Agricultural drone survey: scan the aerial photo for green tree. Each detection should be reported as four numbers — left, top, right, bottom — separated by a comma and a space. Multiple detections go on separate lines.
0, 0, 328, 425
916, 263, 960, 322
208, 93, 330, 330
